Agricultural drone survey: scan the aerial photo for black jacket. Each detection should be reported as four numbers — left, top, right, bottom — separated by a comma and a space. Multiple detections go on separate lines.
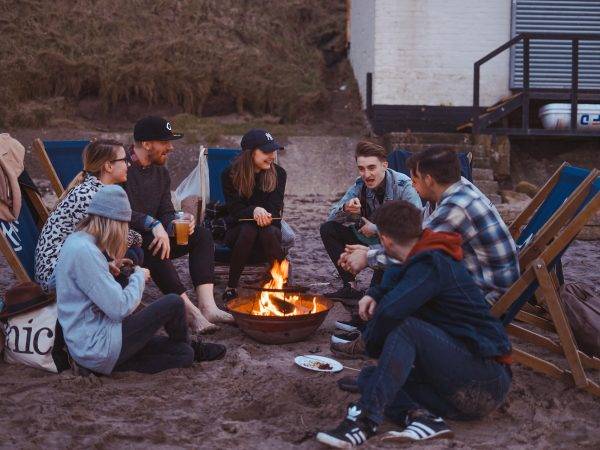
221, 164, 286, 227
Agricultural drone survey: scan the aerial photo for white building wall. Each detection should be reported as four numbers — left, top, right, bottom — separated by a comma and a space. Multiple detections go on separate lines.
348, 0, 376, 108
357, 0, 512, 107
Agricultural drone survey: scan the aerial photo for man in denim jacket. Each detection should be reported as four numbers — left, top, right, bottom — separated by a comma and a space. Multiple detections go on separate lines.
317, 200, 512, 448
320, 141, 421, 303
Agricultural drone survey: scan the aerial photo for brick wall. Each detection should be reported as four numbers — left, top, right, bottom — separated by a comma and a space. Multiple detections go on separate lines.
350, 0, 512, 108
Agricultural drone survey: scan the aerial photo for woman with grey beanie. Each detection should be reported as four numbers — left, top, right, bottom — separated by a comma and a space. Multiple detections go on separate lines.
54, 185, 225, 375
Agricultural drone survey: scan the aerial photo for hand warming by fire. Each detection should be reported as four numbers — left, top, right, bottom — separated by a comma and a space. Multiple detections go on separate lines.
253, 259, 318, 317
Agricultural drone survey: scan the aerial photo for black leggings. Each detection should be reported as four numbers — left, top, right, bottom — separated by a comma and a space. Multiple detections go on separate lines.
114, 294, 193, 374
141, 226, 215, 295
224, 223, 284, 288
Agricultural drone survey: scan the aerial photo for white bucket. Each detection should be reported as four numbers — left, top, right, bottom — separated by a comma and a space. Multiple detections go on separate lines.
539, 103, 600, 131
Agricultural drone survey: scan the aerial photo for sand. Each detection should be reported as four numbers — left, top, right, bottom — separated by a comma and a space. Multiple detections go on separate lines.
1, 137, 600, 449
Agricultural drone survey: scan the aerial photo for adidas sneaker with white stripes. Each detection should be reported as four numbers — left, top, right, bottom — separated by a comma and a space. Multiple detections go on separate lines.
382, 413, 453, 442
316, 403, 377, 448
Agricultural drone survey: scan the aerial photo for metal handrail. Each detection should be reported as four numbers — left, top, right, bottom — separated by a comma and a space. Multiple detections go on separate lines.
473, 32, 600, 134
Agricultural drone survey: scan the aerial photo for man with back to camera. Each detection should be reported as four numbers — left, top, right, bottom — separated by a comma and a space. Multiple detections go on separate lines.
123, 116, 234, 334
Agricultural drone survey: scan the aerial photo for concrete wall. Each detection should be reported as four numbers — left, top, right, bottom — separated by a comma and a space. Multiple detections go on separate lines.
348, 0, 376, 108
349, 0, 512, 108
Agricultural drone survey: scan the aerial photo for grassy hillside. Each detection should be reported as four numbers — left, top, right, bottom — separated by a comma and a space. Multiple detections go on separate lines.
0, 0, 351, 127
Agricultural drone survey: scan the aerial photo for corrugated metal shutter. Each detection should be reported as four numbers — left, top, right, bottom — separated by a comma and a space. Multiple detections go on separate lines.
510, 0, 600, 89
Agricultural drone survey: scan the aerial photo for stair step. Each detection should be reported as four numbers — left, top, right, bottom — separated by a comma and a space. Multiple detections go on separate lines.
472, 168, 494, 181
472, 157, 492, 168
384, 132, 472, 146
475, 180, 499, 196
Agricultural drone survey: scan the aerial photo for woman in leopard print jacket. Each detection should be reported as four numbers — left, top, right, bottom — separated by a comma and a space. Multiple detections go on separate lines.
35, 139, 142, 291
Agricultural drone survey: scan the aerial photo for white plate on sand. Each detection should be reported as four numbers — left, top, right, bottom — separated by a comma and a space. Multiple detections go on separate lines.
295, 355, 343, 373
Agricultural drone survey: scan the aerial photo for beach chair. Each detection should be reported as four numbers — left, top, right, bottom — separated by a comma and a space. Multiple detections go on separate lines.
32, 139, 89, 197
0, 172, 48, 282
491, 172, 600, 397
387, 149, 473, 182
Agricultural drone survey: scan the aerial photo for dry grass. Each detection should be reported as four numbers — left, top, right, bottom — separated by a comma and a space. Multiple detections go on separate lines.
0, 0, 347, 127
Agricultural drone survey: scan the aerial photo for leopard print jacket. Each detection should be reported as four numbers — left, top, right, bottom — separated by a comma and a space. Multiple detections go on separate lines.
34, 175, 142, 291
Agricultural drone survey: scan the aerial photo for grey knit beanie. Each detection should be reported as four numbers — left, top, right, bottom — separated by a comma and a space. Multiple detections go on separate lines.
87, 185, 132, 222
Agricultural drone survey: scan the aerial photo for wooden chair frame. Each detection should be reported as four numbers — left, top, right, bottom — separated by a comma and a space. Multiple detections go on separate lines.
32, 138, 65, 197
491, 183, 600, 397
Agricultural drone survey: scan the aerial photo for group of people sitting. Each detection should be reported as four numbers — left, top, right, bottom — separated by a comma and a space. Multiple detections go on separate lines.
35, 115, 519, 446
34, 116, 288, 374
315, 142, 519, 447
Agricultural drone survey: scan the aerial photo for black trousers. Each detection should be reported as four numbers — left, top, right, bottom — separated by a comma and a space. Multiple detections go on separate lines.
320, 220, 383, 286
141, 226, 215, 295
114, 294, 194, 374
224, 223, 284, 288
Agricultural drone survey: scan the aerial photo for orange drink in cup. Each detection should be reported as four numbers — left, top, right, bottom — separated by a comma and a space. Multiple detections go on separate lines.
173, 212, 192, 246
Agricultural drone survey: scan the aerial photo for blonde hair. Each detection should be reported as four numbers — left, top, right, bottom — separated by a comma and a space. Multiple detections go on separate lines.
230, 149, 277, 199
59, 139, 124, 202
77, 214, 128, 260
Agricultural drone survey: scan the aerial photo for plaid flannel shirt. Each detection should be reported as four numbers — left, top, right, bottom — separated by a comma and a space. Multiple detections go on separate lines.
368, 178, 519, 302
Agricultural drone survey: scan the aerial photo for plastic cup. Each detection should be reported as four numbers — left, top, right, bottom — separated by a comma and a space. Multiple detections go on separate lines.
174, 212, 192, 246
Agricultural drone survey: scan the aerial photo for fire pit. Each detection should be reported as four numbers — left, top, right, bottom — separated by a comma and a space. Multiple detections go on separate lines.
226, 260, 333, 344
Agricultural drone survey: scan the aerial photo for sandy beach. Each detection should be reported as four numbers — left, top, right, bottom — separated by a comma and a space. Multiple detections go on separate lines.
1, 138, 600, 449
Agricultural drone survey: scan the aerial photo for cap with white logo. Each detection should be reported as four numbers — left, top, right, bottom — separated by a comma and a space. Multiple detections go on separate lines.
134, 116, 183, 142
240, 129, 283, 153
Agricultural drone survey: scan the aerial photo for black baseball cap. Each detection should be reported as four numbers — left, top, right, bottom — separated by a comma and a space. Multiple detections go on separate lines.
133, 116, 183, 142
240, 129, 283, 153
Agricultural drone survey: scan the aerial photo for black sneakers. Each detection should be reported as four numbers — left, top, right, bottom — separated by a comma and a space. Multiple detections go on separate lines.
324, 284, 364, 302
381, 410, 454, 442
316, 403, 377, 448
331, 329, 362, 345
221, 288, 238, 303
191, 341, 227, 362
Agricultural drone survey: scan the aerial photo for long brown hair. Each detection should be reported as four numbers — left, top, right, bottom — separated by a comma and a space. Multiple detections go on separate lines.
77, 214, 128, 260
58, 139, 124, 202
230, 149, 277, 198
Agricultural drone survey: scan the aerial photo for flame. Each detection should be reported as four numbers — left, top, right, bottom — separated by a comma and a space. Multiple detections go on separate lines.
250, 259, 319, 317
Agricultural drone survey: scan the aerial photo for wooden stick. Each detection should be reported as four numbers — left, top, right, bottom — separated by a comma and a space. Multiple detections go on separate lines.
303, 355, 361, 372
238, 217, 282, 221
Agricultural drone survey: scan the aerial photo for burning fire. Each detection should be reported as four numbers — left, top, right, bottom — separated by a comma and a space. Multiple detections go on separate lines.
252, 259, 318, 317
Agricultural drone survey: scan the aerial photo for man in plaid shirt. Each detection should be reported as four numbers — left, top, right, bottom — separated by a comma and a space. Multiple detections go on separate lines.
343, 146, 519, 303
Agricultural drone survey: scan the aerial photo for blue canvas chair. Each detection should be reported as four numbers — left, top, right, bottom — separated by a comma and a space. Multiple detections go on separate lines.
33, 138, 89, 197
387, 148, 473, 182
0, 172, 48, 282
490, 170, 600, 397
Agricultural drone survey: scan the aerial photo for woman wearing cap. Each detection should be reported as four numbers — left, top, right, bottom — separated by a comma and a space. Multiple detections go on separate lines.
54, 185, 225, 375
35, 139, 143, 292
221, 129, 287, 301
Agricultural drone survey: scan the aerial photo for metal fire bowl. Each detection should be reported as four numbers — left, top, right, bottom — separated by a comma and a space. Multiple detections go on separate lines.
226, 294, 333, 344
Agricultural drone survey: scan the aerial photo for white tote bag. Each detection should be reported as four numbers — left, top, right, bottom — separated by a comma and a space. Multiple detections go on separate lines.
173, 145, 210, 222
2, 303, 63, 373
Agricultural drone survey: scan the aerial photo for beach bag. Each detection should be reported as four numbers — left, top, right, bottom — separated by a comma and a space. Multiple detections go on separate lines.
2, 303, 69, 373
559, 283, 600, 357
173, 145, 209, 222
281, 219, 296, 250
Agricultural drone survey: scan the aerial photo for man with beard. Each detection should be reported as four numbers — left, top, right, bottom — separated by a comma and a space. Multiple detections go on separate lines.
123, 116, 233, 334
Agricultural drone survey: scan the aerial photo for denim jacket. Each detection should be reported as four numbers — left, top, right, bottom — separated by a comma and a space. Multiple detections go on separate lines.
363, 250, 511, 360
327, 169, 421, 223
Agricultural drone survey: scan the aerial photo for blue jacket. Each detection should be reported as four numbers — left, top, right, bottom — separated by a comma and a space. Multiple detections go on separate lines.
55, 232, 145, 374
363, 249, 511, 360
328, 168, 421, 223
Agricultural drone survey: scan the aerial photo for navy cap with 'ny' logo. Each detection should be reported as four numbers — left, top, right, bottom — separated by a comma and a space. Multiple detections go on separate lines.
240, 129, 284, 153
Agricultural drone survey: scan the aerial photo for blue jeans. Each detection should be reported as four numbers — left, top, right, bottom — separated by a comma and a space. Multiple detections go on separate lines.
358, 317, 511, 424
114, 294, 194, 374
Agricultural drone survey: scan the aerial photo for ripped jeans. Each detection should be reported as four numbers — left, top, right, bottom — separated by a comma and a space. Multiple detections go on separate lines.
357, 317, 512, 425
